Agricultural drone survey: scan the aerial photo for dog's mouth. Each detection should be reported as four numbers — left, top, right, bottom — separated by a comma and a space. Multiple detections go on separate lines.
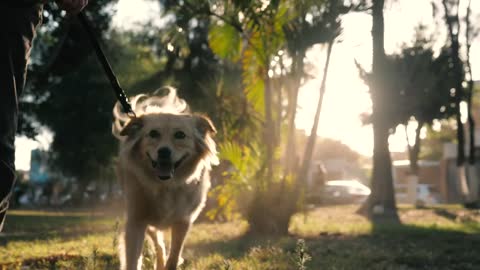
147, 153, 189, 181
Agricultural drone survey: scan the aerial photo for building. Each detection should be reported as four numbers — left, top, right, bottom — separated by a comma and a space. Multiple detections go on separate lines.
392, 160, 443, 204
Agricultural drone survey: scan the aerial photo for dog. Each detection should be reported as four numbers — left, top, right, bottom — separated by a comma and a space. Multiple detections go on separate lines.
112, 87, 219, 270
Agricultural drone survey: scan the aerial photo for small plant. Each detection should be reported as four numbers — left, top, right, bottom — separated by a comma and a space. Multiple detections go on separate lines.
210, 259, 233, 270
85, 246, 99, 270
112, 218, 120, 251
292, 239, 311, 270
222, 259, 233, 270
104, 218, 121, 269
141, 240, 156, 270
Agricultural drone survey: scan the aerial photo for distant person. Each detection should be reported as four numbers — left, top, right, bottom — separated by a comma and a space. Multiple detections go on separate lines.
0, 0, 88, 231
314, 163, 327, 190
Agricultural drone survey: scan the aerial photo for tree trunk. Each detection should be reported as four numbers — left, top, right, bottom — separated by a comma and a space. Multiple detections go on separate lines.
247, 63, 287, 235
465, 0, 475, 164
284, 49, 306, 176
467, 80, 475, 164
358, 0, 399, 222
441, 0, 465, 166
296, 40, 333, 189
264, 70, 275, 187
366, 121, 399, 220
406, 121, 424, 175
246, 188, 291, 235
463, 0, 479, 208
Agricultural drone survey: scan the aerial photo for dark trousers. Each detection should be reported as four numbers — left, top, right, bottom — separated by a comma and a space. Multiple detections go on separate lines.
0, 4, 42, 231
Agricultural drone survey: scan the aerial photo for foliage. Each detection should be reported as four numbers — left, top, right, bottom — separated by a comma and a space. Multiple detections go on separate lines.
292, 239, 311, 270
137, 0, 252, 156
390, 29, 458, 173
209, 22, 242, 62
108, 30, 165, 89
34, 56, 117, 182
137, 0, 224, 112
357, 29, 456, 131
207, 0, 292, 115
204, 0, 350, 234
420, 121, 457, 160
205, 0, 295, 227
437, 0, 468, 165
314, 138, 362, 163
18, 0, 117, 138
206, 142, 262, 221
21, 3, 162, 186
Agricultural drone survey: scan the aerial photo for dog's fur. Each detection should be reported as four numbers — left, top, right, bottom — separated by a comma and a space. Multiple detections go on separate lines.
112, 88, 218, 270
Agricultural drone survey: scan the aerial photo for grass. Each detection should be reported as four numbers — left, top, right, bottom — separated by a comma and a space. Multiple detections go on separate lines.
0, 205, 479, 269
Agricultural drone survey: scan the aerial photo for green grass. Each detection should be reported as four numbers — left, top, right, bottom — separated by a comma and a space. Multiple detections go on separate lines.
1, 205, 479, 269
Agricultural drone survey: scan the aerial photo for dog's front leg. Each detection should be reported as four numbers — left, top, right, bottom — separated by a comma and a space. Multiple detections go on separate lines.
124, 220, 147, 270
147, 227, 167, 270
165, 221, 191, 270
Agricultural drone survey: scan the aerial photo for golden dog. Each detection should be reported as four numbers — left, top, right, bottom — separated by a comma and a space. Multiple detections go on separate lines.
112, 88, 218, 270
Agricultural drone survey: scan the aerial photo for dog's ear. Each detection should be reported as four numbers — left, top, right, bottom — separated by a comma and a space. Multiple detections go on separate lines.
194, 114, 216, 136
120, 117, 143, 137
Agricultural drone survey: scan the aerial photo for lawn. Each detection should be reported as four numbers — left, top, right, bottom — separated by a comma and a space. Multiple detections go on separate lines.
0, 205, 479, 269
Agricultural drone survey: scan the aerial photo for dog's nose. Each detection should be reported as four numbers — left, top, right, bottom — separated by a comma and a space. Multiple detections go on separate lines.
157, 147, 171, 160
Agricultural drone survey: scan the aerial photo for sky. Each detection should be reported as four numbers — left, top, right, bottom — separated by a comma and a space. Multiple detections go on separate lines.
296, 0, 480, 156
14, 0, 480, 170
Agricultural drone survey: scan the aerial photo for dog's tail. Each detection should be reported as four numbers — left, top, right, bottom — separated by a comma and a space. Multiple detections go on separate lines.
112, 87, 190, 139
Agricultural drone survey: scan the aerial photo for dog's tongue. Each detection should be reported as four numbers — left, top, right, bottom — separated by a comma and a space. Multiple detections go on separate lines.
155, 161, 174, 180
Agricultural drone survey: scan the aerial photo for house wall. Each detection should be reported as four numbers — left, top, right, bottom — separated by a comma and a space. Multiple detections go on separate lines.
392, 160, 444, 203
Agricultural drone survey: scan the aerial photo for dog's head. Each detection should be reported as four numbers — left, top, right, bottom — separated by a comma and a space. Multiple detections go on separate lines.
120, 113, 217, 180
113, 88, 218, 182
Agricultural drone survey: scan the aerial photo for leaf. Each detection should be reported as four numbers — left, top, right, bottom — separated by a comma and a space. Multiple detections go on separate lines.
208, 22, 242, 62
242, 45, 265, 115
219, 142, 243, 167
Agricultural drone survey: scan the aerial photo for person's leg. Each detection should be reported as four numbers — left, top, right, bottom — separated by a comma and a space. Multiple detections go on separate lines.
0, 4, 42, 231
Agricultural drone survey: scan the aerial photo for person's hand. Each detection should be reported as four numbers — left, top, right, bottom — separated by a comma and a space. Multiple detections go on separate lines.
55, 0, 88, 14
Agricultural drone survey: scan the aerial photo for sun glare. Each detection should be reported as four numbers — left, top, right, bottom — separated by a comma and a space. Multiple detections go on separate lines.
295, 0, 480, 157
113, 0, 161, 29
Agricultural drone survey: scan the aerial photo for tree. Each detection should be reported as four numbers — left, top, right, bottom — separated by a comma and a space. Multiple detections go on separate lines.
313, 138, 362, 163
20, 2, 164, 199
464, 0, 478, 165
440, 0, 466, 166
398, 32, 456, 175
211, 0, 294, 234
204, 0, 350, 234
282, 0, 351, 176
18, 0, 117, 138
420, 121, 457, 161
132, 0, 232, 113
437, 0, 480, 207
358, 0, 399, 221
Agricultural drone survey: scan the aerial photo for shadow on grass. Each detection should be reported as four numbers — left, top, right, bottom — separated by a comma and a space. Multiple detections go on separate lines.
0, 253, 119, 270
185, 220, 480, 270
0, 212, 117, 243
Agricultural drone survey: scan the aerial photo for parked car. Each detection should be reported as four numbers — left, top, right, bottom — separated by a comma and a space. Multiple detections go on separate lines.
307, 179, 371, 205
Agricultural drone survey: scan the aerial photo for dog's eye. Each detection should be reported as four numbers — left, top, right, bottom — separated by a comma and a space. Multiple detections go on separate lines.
149, 130, 161, 138
174, 131, 186, 139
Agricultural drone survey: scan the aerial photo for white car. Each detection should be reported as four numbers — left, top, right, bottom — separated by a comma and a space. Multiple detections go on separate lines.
316, 179, 371, 205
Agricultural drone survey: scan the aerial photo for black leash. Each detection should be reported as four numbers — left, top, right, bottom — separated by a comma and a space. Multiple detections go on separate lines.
77, 12, 136, 118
